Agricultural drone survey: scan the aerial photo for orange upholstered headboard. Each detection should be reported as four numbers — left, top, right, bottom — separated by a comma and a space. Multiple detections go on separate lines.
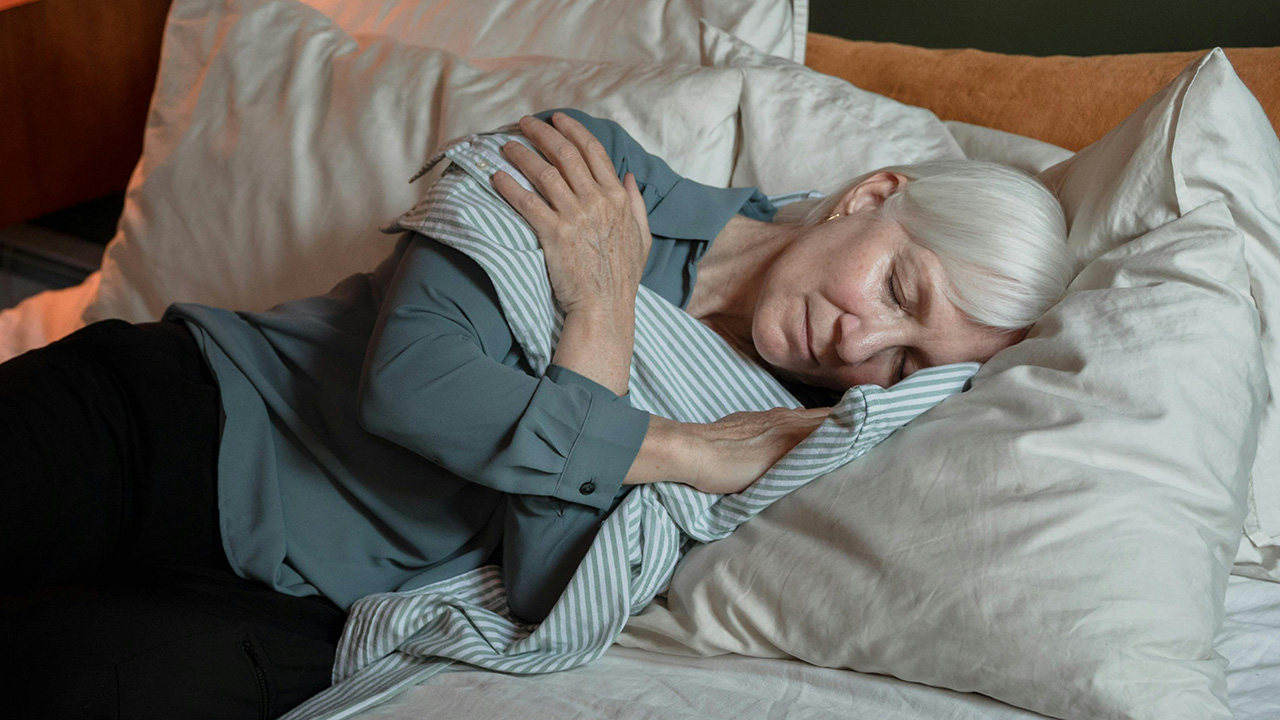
804, 33, 1280, 153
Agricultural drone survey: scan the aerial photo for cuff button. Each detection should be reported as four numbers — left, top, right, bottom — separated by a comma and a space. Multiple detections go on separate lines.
579, 481, 597, 495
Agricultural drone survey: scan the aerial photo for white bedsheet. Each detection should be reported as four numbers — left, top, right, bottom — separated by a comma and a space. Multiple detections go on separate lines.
347, 575, 1280, 720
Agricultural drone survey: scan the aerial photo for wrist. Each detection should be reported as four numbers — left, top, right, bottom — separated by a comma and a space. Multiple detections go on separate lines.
659, 417, 705, 489
552, 307, 635, 397
565, 302, 635, 327
624, 415, 703, 487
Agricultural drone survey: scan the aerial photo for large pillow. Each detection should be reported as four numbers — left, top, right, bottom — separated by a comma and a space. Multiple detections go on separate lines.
699, 23, 963, 195
302, 0, 808, 65
82, 0, 744, 323
620, 49, 1270, 720
942, 118, 1280, 582
942, 120, 1073, 174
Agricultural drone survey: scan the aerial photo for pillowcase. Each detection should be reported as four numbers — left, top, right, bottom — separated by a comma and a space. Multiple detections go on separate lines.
300, 0, 808, 65
942, 120, 1073, 174
620, 49, 1270, 720
942, 117, 1280, 582
1038, 48, 1280, 552
83, 0, 744, 323
699, 23, 964, 195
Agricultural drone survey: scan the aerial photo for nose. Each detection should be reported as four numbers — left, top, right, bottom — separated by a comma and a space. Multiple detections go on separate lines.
835, 311, 905, 365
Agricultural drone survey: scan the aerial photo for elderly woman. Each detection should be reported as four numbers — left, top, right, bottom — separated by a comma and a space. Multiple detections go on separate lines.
1, 109, 1072, 719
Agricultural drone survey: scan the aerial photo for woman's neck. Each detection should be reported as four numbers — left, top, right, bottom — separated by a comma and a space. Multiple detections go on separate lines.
686, 215, 800, 363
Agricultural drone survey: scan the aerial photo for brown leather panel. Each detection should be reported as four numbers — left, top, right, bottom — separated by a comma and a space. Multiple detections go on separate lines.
0, 0, 173, 228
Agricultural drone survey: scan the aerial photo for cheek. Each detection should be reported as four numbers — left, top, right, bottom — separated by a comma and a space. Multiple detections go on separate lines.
751, 298, 785, 363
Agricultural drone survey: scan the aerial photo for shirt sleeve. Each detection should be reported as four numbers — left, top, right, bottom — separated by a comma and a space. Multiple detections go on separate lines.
357, 235, 651, 511
536, 108, 777, 231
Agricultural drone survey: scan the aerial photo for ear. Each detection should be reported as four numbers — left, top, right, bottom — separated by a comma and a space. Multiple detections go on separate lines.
836, 171, 909, 215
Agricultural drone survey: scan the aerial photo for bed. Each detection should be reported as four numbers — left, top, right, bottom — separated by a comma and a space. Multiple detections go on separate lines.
3, 1, 1279, 718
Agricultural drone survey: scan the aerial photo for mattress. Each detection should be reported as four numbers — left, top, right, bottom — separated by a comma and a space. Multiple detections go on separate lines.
346, 574, 1280, 720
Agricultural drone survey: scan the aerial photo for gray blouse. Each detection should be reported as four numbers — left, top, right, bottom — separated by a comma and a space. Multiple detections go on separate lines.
166, 109, 831, 611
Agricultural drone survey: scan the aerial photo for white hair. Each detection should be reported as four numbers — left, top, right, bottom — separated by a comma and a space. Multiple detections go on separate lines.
774, 160, 1076, 330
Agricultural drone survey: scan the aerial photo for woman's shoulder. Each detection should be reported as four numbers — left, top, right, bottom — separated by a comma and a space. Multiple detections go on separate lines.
533, 108, 683, 189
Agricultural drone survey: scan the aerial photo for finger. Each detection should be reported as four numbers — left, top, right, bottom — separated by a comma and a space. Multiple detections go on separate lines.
500, 140, 575, 210
519, 115, 597, 194
550, 111, 621, 188
491, 170, 555, 232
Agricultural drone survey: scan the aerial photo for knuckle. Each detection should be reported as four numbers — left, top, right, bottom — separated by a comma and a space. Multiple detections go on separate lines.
553, 143, 582, 163
585, 138, 609, 160
518, 194, 547, 215
537, 166, 562, 185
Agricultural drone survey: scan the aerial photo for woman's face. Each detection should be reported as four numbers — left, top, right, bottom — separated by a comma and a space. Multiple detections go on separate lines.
751, 211, 1022, 390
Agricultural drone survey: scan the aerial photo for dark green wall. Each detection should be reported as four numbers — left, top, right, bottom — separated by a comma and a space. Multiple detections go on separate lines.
808, 0, 1280, 55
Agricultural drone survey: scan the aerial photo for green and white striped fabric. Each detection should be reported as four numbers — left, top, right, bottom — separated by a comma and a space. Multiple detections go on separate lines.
280, 133, 979, 720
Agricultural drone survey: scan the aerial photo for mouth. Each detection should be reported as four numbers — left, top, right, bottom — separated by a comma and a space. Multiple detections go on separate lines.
803, 304, 816, 364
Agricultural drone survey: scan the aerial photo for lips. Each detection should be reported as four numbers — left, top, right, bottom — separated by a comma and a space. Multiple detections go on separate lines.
802, 304, 815, 363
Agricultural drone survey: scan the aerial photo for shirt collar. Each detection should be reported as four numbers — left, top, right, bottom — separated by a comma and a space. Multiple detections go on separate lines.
645, 178, 760, 243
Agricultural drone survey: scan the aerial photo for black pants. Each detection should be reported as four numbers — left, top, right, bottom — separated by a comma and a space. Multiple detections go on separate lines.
0, 319, 346, 720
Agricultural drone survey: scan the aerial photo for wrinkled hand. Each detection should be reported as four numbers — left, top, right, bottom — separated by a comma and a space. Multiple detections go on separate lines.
686, 406, 834, 495
491, 112, 653, 317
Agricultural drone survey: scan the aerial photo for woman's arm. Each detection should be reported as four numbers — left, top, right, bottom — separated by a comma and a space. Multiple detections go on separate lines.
493, 112, 652, 397
358, 236, 652, 511
494, 111, 832, 495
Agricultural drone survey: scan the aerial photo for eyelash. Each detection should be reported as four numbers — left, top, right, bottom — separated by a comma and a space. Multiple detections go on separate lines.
888, 272, 908, 382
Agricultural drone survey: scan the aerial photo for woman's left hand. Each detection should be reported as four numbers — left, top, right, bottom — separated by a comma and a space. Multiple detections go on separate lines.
491, 112, 653, 318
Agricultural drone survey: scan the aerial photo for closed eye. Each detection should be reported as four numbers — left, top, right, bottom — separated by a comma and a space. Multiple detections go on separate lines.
887, 271, 908, 383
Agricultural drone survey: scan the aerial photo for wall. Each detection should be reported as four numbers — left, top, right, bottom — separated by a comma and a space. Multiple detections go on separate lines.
808, 0, 1280, 56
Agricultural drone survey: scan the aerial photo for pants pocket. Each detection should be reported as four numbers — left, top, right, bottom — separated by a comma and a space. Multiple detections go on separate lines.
117, 625, 275, 720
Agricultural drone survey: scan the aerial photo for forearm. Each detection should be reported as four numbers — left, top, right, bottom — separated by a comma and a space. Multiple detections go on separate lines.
622, 414, 700, 487
551, 307, 702, 488
551, 307, 635, 397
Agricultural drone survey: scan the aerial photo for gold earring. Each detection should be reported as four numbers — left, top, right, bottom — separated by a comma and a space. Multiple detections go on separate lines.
824, 212, 842, 222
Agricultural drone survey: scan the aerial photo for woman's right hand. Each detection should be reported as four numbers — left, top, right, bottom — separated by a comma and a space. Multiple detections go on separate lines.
685, 407, 833, 495
492, 112, 652, 318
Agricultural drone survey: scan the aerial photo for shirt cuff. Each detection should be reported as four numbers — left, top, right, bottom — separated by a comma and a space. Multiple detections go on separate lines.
545, 364, 650, 510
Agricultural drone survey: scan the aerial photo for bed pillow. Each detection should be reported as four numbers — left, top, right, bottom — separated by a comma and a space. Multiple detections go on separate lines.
699, 24, 963, 195
1038, 48, 1280, 553
942, 120, 1073, 174
943, 118, 1280, 583
301, 0, 808, 65
82, 0, 743, 323
620, 49, 1270, 720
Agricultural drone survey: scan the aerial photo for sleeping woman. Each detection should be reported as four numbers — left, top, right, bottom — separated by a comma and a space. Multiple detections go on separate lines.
0, 109, 1074, 719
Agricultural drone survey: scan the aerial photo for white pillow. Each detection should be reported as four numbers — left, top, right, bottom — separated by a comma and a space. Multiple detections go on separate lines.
942, 119, 1073, 174
944, 118, 1280, 582
83, 0, 744, 323
698, 23, 964, 195
1039, 48, 1280, 556
620, 49, 1270, 720
301, 0, 808, 65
